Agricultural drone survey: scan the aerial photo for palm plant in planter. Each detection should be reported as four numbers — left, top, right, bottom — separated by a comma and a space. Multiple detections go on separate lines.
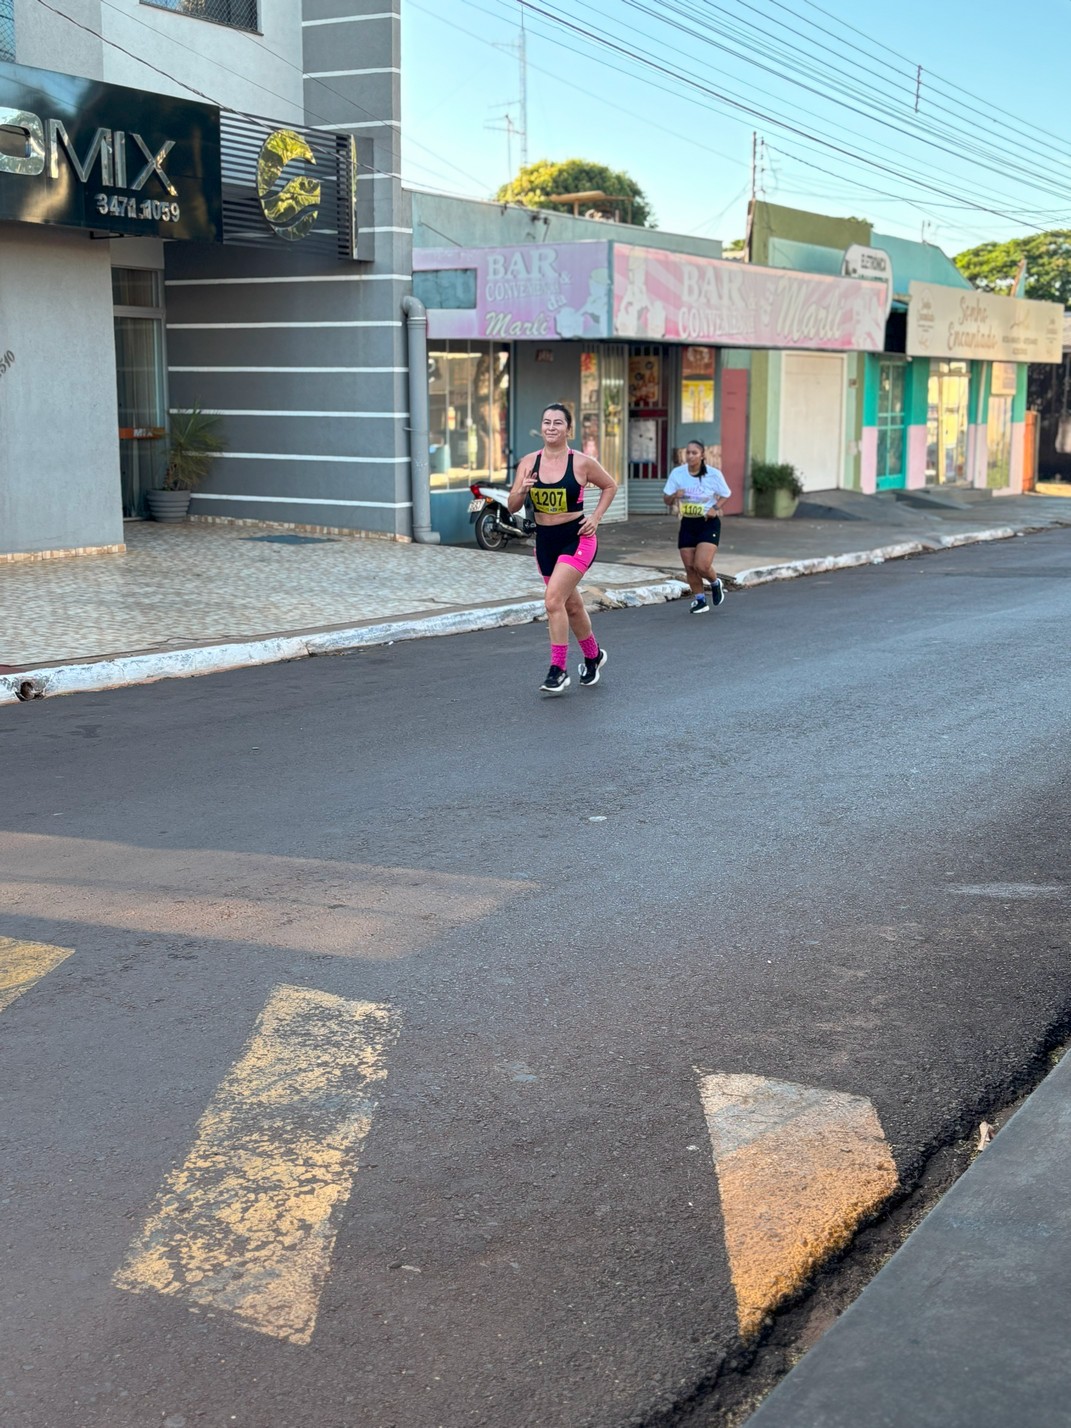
750, 459, 804, 519
145, 407, 226, 522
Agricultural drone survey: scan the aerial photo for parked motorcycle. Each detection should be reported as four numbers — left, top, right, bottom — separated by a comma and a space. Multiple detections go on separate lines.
468, 481, 536, 551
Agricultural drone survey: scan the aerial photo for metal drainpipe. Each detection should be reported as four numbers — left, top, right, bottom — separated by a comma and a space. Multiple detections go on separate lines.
401, 295, 439, 544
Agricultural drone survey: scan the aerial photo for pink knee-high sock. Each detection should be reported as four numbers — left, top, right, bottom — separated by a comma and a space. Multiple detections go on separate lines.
579, 634, 599, 660
551, 644, 569, 669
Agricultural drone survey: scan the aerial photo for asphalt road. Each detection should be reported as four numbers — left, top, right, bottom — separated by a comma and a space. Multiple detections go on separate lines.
3, 530, 1071, 1428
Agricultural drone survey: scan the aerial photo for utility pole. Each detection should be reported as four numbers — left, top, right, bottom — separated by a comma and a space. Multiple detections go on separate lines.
749, 134, 767, 201
519, 10, 529, 170
750, 130, 757, 203
491, 13, 529, 178
745, 131, 757, 261
486, 110, 518, 184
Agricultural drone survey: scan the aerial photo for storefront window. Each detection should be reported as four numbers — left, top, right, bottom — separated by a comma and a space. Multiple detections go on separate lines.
876, 360, 905, 489
581, 345, 628, 519
580, 351, 600, 459
926, 360, 970, 484
600, 346, 627, 488
987, 396, 1013, 488
627, 343, 667, 480
680, 346, 715, 423
427, 343, 509, 491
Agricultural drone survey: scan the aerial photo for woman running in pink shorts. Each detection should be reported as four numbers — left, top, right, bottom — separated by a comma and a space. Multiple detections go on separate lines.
507, 403, 618, 695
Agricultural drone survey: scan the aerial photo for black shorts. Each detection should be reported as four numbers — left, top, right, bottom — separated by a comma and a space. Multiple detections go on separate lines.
535, 518, 598, 580
678, 515, 721, 549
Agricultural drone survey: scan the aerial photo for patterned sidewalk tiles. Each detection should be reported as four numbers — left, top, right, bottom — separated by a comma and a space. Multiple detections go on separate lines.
0, 522, 668, 668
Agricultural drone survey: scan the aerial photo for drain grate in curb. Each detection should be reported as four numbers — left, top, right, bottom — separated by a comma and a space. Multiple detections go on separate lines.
241, 534, 337, 546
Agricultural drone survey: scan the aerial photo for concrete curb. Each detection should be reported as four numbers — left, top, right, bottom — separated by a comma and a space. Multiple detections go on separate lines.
747, 1046, 1071, 1427
730, 541, 930, 587
728, 519, 1065, 589
4, 518, 1067, 703
0, 579, 689, 705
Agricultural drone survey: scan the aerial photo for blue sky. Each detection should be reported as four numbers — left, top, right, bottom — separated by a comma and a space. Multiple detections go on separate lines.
400, 0, 1071, 258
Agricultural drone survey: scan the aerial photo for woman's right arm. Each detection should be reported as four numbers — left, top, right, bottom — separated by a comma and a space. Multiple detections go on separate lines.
508, 458, 534, 513
663, 472, 681, 508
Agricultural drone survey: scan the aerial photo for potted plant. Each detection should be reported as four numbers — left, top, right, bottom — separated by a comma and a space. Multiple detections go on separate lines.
750, 459, 803, 519
145, 407, 226, 522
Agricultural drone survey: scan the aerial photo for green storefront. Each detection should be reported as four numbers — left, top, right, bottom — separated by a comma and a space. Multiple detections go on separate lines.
749, 203, 1058, 496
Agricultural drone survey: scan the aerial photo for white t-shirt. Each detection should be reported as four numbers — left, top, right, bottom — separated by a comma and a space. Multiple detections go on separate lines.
664, 465, 731, 518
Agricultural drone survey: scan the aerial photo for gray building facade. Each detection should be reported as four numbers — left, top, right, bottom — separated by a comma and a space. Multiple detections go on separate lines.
1, 0, 411, 559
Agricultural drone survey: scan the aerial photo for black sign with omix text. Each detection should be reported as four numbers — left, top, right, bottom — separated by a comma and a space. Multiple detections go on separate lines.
0, 60, 221, 242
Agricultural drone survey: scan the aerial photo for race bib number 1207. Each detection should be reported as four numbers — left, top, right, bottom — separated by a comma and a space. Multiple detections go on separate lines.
531, 486, 568, 514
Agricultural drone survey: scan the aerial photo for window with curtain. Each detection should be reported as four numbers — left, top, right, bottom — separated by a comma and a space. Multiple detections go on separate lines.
113, 268, 168, 516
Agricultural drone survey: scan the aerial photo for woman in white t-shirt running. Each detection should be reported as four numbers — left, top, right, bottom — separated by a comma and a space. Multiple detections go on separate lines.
663, 441, 732, 614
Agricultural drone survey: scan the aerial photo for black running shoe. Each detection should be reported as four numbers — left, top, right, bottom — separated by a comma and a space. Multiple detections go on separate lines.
689, 595, 709, 614
578, 647, 608, 687
709, 577, 725, 607
539, 665, 570, 695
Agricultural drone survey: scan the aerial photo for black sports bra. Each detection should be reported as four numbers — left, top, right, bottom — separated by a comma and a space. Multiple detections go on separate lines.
529, 450, 584, 516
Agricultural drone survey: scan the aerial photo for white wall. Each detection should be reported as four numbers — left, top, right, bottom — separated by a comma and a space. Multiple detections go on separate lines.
13, 0, 304, 122
12, 0, 105, 78
102, 3, 304, 121
0, 223, 124, 556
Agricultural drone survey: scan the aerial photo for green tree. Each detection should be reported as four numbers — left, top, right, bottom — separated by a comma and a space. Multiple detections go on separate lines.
495, 158, 654, 227
954, 231, 1071, 306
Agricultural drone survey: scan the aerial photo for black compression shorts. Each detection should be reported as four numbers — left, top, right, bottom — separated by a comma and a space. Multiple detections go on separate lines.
678, 515, 721, 549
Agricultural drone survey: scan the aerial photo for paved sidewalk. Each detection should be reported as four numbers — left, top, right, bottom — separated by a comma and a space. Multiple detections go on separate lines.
748, 1044, 1071, 1428
1, 488, 1069, 702
0, 521, 666, 670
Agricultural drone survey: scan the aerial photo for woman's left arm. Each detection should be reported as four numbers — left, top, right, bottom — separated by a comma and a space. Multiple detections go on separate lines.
576, 456, 618, 537
705, 474, 732, 518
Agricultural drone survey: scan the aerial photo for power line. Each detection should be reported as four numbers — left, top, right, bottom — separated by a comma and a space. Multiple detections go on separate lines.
669, 0, 1071, 192
716, 0, 1064, 166
616, 0, 1071, 210
516, 0, 1056, 231
508, 0, 1057, 221
789, 0, 1071, 156
474, 0, 1033, 231
479, 0, 1071, 237
414, 0, 751, 173
34, 0, 498, 195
